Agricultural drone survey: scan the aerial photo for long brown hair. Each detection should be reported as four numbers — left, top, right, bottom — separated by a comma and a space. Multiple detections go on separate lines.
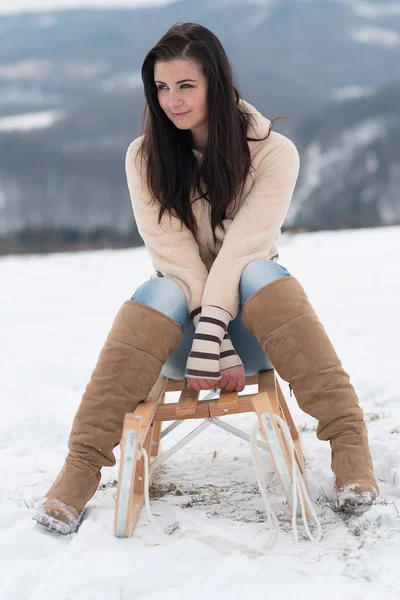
138, 22, 284, 244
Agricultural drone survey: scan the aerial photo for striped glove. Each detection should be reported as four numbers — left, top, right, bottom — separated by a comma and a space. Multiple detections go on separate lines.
185, 306, 243, 381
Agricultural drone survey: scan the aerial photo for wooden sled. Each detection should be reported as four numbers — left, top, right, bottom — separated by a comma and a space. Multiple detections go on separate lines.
114, 369, 310, 538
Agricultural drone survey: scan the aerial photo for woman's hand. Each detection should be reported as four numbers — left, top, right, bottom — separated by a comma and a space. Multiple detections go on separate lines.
187, 364, 245, 392
185, 306, 244, 393
219, 364, 246, 392
187, 376, 220, 391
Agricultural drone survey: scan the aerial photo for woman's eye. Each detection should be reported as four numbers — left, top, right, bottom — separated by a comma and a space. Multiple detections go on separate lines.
157, 84, 192, 90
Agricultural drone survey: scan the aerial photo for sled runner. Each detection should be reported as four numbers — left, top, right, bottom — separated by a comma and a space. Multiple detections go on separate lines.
114, 369, 310, 538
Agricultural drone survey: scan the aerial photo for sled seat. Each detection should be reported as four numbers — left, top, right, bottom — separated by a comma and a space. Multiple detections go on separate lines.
114, 369, 310, 538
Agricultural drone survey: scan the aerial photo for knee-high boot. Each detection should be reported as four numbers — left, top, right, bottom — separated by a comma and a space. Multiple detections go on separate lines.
241, 276, 378, 509
33, 301, 183, 533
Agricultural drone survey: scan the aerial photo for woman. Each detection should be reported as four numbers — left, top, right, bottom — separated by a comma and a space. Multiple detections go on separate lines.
33, 22, 378, 535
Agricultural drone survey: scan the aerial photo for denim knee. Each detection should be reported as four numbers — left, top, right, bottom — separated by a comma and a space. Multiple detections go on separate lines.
131, 278, 189, 329
239, 259, 291, 306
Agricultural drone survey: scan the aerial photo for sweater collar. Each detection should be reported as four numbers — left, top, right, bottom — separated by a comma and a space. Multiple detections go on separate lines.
239, 98, 272, 139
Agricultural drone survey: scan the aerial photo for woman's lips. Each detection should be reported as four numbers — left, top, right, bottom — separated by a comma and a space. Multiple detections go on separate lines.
173, 111, 190, 117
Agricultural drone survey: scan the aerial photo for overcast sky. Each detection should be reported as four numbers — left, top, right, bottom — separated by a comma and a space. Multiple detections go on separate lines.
0, 0, 179, 15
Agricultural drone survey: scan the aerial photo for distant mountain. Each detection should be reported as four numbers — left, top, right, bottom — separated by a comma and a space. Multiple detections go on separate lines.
288, 80, 400, 230
0, 0, 399, 252
1, 0, 400, 109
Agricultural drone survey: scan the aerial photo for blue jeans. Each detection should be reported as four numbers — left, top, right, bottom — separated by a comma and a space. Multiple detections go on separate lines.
131, 259, 291, 379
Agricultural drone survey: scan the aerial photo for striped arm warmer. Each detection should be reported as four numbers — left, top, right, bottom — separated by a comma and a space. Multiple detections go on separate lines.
185, 305, 231, 380
219, 331, 243, 371
186, 306, 243, 381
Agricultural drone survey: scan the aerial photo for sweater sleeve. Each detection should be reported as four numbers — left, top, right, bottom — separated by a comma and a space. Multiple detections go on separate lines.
125, 140, 209, 314
201, 133, 300, 319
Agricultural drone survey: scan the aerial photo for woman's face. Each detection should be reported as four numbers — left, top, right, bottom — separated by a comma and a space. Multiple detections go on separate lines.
154, 58, 208, 132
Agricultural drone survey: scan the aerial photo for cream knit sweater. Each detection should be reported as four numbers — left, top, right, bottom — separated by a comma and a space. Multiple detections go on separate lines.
125, 99, 300, 320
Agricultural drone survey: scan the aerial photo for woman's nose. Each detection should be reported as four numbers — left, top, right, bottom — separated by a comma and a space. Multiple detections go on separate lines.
168, 91, 184, 109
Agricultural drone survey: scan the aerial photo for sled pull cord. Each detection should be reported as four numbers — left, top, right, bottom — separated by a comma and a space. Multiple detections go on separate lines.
250, 371, 323, 546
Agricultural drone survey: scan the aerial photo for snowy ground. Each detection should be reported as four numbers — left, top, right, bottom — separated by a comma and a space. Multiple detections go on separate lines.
1, 226, 399, 599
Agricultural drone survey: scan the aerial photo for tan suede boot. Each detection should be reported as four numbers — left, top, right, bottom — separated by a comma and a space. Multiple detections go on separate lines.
33, 301, 183, 534
241, 276, 379, 510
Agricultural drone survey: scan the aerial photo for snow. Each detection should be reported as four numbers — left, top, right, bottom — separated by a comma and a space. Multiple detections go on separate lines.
0, 0, 279, 13
101, 71, 142, 93
0, 60, 108, 82
351, 2, 400, 19
0, 109, 65, 132
0, 60, 52, 80
0, 87, 62, 108
331, 85, 376, 101
348, 25, 400, 47
0, 0, 178, 15
1, 225, 400, 598
285, 116, 391, 225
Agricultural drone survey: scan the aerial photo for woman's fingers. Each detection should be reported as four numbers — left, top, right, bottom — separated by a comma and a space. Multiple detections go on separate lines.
236, 371, 246, 392
186, 377, 220, 391
222, 377, 236, 392
219, 365, 246, 393
187, 370, 246, 393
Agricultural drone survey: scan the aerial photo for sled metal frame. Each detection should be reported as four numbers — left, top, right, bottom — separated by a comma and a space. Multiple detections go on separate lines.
114, 369, 310, 538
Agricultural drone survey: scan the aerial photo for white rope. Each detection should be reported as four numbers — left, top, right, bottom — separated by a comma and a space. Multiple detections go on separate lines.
249, 419, 279, 550
271, 371, 323, 545
250, 409, 323, 546
138, 376, 323, 555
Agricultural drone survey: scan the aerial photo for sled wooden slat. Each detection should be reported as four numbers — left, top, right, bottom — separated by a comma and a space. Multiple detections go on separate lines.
176, 381, 199, 418
258, 370, 305, 475
275, 380, 306, 473
218, 389, 239, 411
208, 395, 257, 417
258, 370, 286, 421
151, 392, 165, 457
154, 399, 210, 421
153, 394, 259, 421
114, 377, 167, 537
252, 390, 293, 479
252, 389, 311, 519
115, 369, 310, 537
133, 425, 154, 495
165, 379, 184, 392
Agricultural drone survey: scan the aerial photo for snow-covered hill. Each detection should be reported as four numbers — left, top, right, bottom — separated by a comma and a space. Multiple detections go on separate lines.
287, 82, 400, 231
1, 225, 399, 599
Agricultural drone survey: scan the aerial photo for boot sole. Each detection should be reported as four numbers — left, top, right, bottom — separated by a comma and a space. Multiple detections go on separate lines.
335, 487, 378, 512
34, 506, 86, 535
